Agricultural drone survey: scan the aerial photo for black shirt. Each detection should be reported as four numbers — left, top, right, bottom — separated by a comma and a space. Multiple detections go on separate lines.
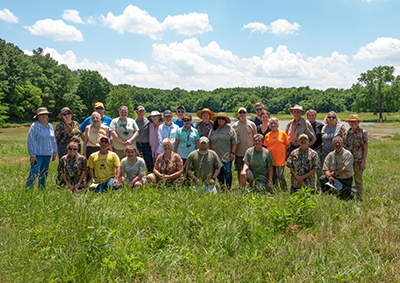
310, 120, 324, 150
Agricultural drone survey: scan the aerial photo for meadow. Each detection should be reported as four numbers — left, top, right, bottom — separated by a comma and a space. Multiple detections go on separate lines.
0, 128, 400, 282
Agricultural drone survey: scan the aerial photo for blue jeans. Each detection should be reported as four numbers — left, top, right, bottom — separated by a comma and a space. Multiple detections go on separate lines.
93, 178, 120, 193
137, 143, 153, 173
26, 155, 51, 190
217, 161, 232, 189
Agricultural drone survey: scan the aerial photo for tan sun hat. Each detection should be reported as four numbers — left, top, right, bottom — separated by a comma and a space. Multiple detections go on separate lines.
33, 107, 52, 119
289, 105, 306, 115
58, 107, 75, 119
345, 114, 363, 123
211, 112, 231, 123
196, 108, 215, 119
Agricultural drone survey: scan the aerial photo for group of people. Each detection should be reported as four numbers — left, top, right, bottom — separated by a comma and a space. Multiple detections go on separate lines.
25, 101, 369, 200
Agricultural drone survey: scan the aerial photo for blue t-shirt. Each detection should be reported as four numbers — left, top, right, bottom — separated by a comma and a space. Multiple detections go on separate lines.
80, 115, 112, 133
173, 119, 194, 128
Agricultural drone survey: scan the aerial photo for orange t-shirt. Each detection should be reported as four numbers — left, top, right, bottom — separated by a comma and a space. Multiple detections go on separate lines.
263, 130, 290, 166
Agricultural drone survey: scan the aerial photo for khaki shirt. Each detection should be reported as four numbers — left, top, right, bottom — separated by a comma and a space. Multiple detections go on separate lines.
232, 120, 257, 156
285, 118, 316, 147
323, 148, 354, 179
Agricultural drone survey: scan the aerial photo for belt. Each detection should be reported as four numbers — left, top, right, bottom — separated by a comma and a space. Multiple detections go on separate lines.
136, 142, 149, 145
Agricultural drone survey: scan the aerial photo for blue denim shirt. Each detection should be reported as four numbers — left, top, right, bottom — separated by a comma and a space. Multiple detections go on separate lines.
27, 122, 57, 157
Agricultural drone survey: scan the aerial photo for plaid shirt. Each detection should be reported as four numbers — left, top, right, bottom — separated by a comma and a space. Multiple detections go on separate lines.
343, 127, 369, 165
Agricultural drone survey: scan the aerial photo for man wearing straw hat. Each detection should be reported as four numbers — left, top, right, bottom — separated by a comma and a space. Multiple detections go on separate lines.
343, 114, 369, 200
285, 105, 316, 156
195, 108, 215, 137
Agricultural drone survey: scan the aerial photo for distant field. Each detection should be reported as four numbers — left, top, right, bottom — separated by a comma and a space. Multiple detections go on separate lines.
0, 127, 400, 281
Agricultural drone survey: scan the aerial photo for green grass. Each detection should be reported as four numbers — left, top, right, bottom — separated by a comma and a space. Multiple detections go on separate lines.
1, 130, 400, 282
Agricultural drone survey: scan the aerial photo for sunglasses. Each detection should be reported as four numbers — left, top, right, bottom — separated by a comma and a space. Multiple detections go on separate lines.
254, 139, 262, 143
255, 108, 263, 111
217, 117, 225, 120
95, 107, 104, 110
327, 116, 336, 119
183, 120, 191, 122
68, 147, 78, 151
100, 140, 109, 143
238, 111, 246, 114
177, 110, 185, 113
63, 112, 71, 116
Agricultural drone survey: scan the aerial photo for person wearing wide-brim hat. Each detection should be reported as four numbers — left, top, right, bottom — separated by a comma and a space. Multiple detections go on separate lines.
343, 114, 369, 200
148, 110, 163, 164
208, 112, 238, 189
195, 108, 215, 138
26, 107, 57, 190
55, 107, 82, 160
285, 104, 316, 156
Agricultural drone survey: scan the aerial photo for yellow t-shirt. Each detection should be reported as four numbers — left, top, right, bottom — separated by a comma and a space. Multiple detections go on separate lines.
88, 151, 121, 183
263, 130, 290, 166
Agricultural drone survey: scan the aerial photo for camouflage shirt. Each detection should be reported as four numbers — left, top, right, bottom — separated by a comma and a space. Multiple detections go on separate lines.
343, 127, 369, 165
55, 121, 82, 145
57, 153, 88, 186
286, 147, 320, 189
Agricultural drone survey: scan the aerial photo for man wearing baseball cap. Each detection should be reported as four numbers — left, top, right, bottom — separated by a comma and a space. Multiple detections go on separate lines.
173, 106, 194, 128
88, 135, 121, 192
186, 136, 223, 193
80, 102, 112, 139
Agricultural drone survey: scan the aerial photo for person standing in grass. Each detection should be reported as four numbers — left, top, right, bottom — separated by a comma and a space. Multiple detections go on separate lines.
306, 109, 324, 190
256, 110, 271, 139
286, 134, 320, 194
55, 107, 81, 158
83, 112, 110, 159
80, 102, 112, 140
57, 141, 87, 193
186, 137, 223, 193
26, 107, 57, 190
157, 110, 179, 155
343, 114, 369, 200
174, 113, 200, 165
320, 136, 354, 200
148, 111, 162, 165
195, 108, 215, 137
88, 136, 121, 193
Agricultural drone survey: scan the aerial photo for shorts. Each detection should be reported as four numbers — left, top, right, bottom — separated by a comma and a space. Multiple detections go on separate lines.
234, 156, 244, 172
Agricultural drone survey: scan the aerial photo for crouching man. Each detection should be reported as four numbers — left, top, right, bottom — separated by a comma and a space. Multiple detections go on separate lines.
88, 136, 121, 193
320, 136, 354, 199
186, 137, 223, 193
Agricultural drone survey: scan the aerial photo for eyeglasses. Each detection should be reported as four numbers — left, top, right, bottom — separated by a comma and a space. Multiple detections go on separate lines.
95, 107, 104, 110
100, 140, 108, 143
177, 110, 185, 113
68, 147, 78, 151
238, 111, 246, 114
255, 108, 263, 112
63, 113, 71, 116
327, 116, 336, 119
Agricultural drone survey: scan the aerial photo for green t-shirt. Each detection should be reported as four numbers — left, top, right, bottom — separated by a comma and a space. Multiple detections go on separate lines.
186, 150, 223, 183
243, 147, 274, 184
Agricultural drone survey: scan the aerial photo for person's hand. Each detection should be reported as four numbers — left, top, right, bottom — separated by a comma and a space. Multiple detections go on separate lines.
124, 139, 132, 146
51, 155, 56, 162
29, 156, 37, 165
230, 153, 235, 161
73, 184, 80, 190
91, 178, 96, 184
208, 178, 215, 185
267, 182, 272, 189
193, 177, 198, 185
360, 161, 366, 171
113, 179, 121, 188
328, 176, 335, 183
240, 170, 248, 179
67, 183, 73, 189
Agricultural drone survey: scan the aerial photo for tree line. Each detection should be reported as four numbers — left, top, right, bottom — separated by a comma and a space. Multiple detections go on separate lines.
1, 38, 399, 126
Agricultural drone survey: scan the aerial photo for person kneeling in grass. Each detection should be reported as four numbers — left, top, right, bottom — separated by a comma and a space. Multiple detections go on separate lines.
88, 136, 121, 193
286, 134, 320, 194
186, 137, 222, 193
120, 145, 146, 188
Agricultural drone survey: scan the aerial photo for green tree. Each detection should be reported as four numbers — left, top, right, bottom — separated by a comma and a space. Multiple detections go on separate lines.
62, 93, 87, 121
352, 66, 398, 120
105, 88, 135, 119
0, 88, 9, 127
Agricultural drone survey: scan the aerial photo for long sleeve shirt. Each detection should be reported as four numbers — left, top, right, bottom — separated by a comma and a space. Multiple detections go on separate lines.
27, 122, 57, 157
157, 123, 179, 154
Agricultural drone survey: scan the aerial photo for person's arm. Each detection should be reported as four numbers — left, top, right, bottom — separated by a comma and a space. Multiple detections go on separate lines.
83, 126, 89, 157
127, 131, 139, 145
240, 161, 250, 187
230, 144, 237, 161
208, 167, 221, 185
309, 137, 317, 147
297, 168, 317, 184
340, 125, 346, 137
360, 143, 368, 171
165, 166, 184, 180
113, 167, 121, 188
268, 166, 273, 189
195, 139, 200, 149
186, 169, 198, 184
74, 171, 86, 191
174, 140, 179, 153
89, 168, 95, 183
62, 173, 73, 189
110, 131, 125, 145
106, 129, 113, 151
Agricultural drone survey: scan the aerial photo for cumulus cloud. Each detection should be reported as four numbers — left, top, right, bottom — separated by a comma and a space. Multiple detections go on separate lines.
62, 9, 85, 24
25, 19, 84, 41
162, 12, 212, 36
243, 19, 300, 37
0, 8, 18, 23
354, 37, 400, 61
115, 58, 149, 73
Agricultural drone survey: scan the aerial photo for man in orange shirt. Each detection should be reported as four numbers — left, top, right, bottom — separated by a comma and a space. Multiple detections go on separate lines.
263, 118, 290, 190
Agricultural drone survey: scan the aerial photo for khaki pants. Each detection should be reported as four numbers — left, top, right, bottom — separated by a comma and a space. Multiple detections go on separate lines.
113, 148, 126, 160
353, 164, 364, 199
315, 149, 323, 190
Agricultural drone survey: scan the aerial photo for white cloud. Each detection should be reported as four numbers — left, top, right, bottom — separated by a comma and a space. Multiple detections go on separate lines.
243, 19, 300, 37
25, 19, 84, 42
354, 37, 400, 61
115, 58, 149, 73
162, 12, 212, 36
0, 8, 18, 23
62, 9, 85, 24
101, 5, 163, 37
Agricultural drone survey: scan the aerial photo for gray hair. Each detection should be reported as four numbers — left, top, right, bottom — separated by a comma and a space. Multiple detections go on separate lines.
306, 109, 317, 116
253, 133, 264, 142
268, 117, 279, 127
333, 136, 343, 144
91, 112, 101, 120
119, 105, 128, 111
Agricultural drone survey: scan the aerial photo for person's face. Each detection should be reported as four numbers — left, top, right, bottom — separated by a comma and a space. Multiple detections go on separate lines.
200, 142, 208, 150
126, 148, 137, 158
202, 112, 210, 121
38, 114, 48, 123
100, 138, 109, 149
307, 111, 316, 123
152, 115, 160, 123
217, 117, 226, 127
176, 108, 185, 119
183, 118, 191, 127
136, 109, 145, 119
92, 115, 101, 124
95, 106, 104, 117
164, 114, 172, 122
261, 114, 270, 124
254, 138, 263, 148
62, 112, 72, 121
292, 110, 302, 120
119, 108, 128, 119
299, 137, 309, 148
68, 145, 78, 157
255, 106, 263, 116
269, 121, 278, 130
327, 114, 337, 125
349, 120, 359, 128
163, 142, 172, 152
238, 111, 247, 120
333, 139, 343, 152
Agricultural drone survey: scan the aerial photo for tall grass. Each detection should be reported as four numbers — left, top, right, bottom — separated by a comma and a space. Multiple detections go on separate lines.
0, 133, 399, 282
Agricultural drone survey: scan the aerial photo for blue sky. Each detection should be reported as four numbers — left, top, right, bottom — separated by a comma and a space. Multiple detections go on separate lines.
1, 0, 400, 90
